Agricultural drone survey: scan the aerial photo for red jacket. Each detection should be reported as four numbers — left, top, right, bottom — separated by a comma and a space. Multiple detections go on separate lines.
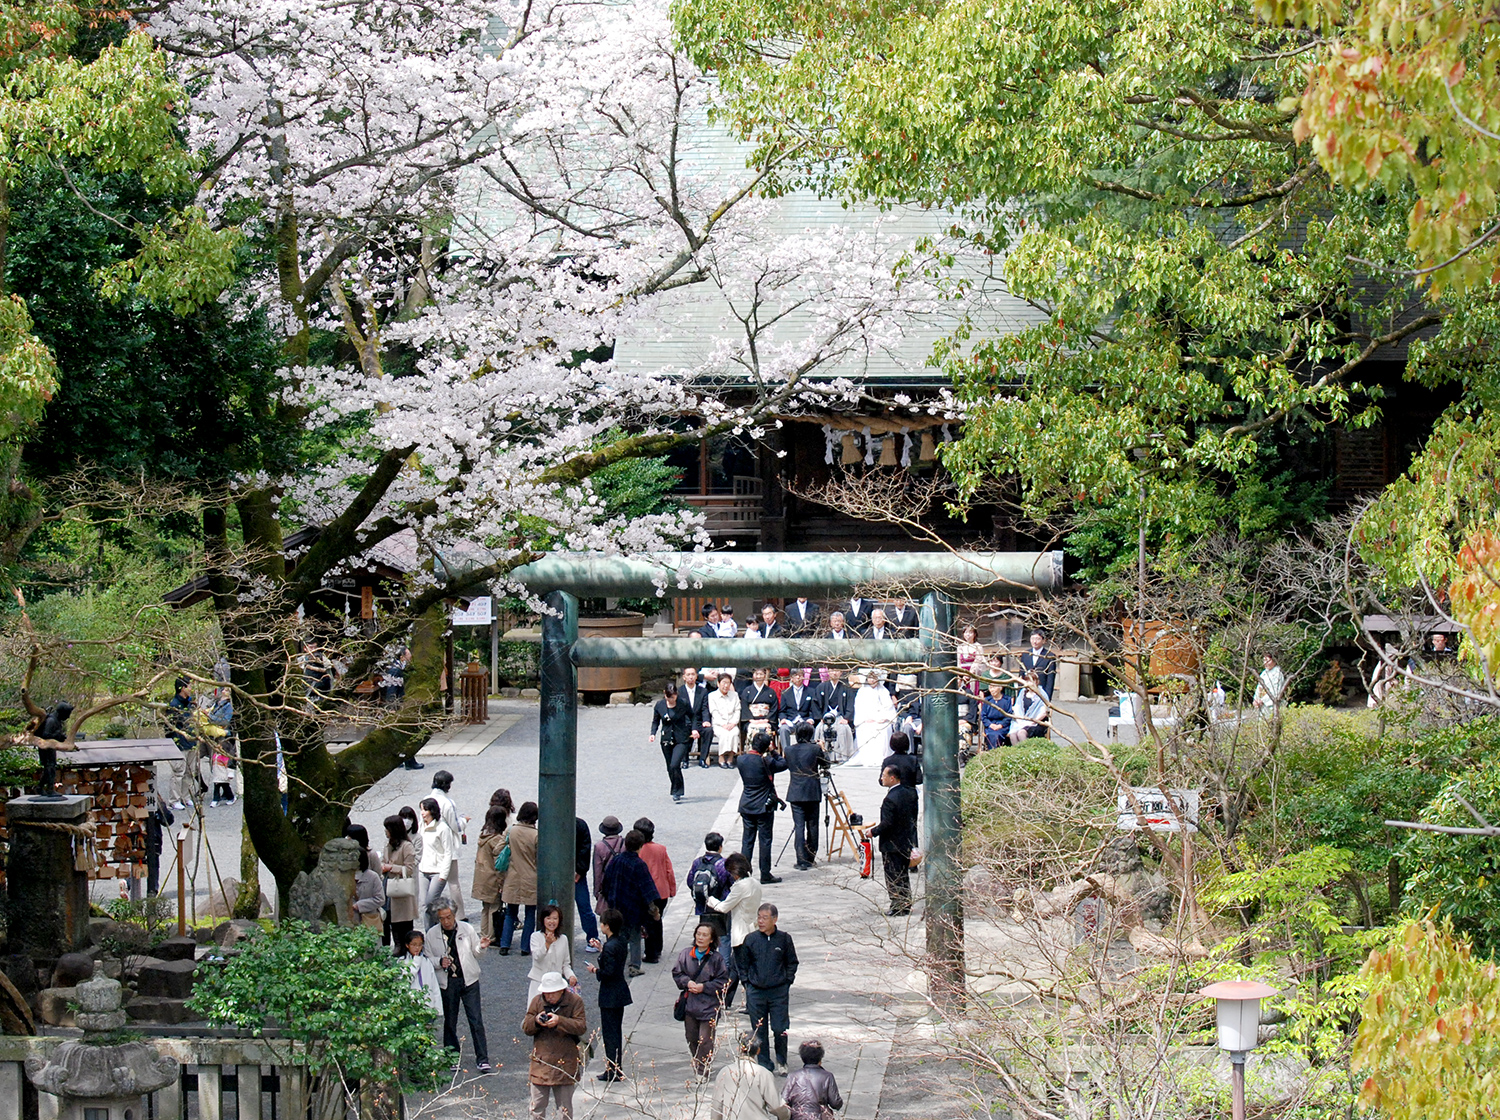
640, 841, 677, 899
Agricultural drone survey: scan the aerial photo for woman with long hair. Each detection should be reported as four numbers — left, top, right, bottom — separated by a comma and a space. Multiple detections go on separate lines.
471, 805, 510, 942
500, 801, 540, 953
381, 814, 418, 951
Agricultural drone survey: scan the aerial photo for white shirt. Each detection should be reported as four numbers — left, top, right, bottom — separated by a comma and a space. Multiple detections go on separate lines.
1254, 666, 1286, 708
430, 788, 464, 843
707, 876, 763, 946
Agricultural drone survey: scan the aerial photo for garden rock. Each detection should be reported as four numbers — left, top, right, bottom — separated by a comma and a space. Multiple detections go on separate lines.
37, 987, 76, 1028
213, 919, 261, 948
136, 958, 197, 1000
150, 935, 199, 962
126, 995, 194, 1025
50, 952, 93, 988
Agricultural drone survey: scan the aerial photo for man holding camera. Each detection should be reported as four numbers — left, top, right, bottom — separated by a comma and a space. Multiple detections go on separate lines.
736, 732, 788, 885
784, 724, 830, 871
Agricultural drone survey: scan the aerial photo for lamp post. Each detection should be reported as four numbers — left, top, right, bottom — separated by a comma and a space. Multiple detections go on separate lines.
1198, 980, 1277, 1120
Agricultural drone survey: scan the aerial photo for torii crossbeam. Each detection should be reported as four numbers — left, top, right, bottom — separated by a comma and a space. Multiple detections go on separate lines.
510, 550, 1064, 997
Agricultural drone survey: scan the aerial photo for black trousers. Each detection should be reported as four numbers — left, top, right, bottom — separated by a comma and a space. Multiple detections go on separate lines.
744, 982, 790, 1070
662, 737, 690, 796
740, 811, 774, 878
644, 896, 668, 962
600, 1004, 625, 1077
440, 979, 489, 1065
882, 850, 912, 914
790, 800, 820, 864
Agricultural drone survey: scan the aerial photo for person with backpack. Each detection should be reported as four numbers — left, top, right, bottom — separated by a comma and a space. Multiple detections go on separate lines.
687, 832, 732, 939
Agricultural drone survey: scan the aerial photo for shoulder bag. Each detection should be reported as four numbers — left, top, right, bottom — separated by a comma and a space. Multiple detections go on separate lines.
494, 837, 512, 873
673, 954, 708, 1022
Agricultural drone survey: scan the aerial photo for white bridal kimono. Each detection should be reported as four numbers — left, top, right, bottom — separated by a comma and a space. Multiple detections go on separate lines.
845, 682, 896, 767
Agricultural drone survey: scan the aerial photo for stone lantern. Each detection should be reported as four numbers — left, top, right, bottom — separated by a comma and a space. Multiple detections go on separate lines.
26, 963, 179, 1120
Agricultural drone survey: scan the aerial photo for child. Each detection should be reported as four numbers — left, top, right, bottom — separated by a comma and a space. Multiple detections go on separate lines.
403, 929, 443, 1016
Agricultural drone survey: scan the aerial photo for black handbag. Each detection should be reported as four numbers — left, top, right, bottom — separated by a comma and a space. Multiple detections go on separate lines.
674, 954, 707, 1021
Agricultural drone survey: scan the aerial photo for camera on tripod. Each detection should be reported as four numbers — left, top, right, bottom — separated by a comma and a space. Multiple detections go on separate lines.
820, 711, 839, 746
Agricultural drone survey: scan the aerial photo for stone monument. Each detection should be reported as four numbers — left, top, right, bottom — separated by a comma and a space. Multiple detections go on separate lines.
27, 962, 179, 1120
6, 794, 92, 958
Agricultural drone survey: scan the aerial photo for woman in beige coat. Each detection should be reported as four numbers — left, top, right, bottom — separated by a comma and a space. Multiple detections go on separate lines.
471, 805, 509, 942
499, 801, 539, 954
381, 814, 419, 952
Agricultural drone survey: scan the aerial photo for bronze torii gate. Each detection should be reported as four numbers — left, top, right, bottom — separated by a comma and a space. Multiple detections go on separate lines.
510, 550, 1064, 993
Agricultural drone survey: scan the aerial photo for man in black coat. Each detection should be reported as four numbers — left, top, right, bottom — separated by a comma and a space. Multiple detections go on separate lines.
842, 596, 876, 636
867, 765, 919, 916
784, 723, 830, 870
735, 733, 788, 884
890, 598, 922, 638
1019, 630, 1058, 700
756, 602, 784, 640
586, 907, 632, 1082
575, 817, 599, 943
778, 674, 816, 750
784, 597, 819, 636
739, 903, 799, 1073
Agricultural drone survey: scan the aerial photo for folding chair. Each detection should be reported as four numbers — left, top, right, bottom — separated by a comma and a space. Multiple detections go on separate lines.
826, 790, 861, 860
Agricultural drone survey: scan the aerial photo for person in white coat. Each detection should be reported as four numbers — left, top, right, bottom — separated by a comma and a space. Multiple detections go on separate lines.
1253, 654, 1287, 713
429, 770, 468, 920
707, 852, 762, 1010
846, 670, 896, 768
527, 903, 580, 1004
711, 1032, 790, 1120
425, 897, 491, 1072
418, 798, 459, 929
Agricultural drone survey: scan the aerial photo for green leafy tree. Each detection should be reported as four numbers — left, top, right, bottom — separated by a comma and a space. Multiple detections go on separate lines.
1353, 919, 1500, 1120
188, 923, 448, 1120
1399, 756, 1500, 959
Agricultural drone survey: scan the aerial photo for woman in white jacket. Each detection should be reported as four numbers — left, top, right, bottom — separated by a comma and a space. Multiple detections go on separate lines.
417, 797, 458, 928
707, 852, 762, 1010
526, 903, 579, 1003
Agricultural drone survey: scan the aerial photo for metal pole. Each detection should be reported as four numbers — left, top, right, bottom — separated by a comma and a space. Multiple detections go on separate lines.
920, 591, 963, 1005
537, 590, 579, 936
176, 831, 187, 937
1230, 1052, 1246, 1120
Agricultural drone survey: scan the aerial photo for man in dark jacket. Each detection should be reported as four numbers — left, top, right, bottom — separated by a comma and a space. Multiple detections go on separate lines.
784, 724, 829, 871
679, 666, 714, 766
867, 766, 919, 916
1019, 630, 1058, 699
881, 731, 923, 789
586, 908, 632, 1082
600, 830, 660, 975
784, 597, 819, 636
740, 903, 799, 1074
687, 832, 732, 937
574, 817, 599, 945
783, 1039, 844, 1120
736, 733, 788, 885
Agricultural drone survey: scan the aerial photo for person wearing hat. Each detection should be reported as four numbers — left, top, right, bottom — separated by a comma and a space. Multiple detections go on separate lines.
711, 1030, 790, 1120
591, 816, 626, 917
523, 970, 587, 1118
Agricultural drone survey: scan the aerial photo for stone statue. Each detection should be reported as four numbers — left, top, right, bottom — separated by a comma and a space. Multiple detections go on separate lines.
288, 837, 360, 926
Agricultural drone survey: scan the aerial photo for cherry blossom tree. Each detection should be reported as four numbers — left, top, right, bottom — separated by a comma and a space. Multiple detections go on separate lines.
141, 0, 938, 898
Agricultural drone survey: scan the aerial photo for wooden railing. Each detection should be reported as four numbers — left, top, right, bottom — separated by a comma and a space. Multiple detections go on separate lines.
681, 493, 762, 538
0, 1035, 311, 1120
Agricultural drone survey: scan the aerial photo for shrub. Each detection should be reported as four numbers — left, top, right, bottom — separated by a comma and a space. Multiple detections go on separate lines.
1400, 757, 1500, 959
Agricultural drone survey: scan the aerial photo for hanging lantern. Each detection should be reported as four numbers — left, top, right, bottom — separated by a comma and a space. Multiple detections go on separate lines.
840, 431, 861, 464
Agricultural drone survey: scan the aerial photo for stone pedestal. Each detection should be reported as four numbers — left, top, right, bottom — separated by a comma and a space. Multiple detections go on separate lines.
6, 795, 92, 958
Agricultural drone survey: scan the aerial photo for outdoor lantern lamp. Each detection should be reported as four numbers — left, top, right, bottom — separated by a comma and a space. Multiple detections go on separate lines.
1198, 979, 1278, 1120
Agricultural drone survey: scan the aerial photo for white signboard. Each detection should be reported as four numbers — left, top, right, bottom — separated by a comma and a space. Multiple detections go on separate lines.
1116, 787, 1200, 833
451, 596, 493, 625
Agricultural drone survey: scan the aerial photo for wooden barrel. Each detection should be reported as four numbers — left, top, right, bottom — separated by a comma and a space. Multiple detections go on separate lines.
577, 612, 645, 694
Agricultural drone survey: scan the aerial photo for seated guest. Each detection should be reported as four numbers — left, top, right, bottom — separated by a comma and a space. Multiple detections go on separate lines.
979, 681, 1014, 751
825, 612, 854, 641
1007, 672, 1051, 745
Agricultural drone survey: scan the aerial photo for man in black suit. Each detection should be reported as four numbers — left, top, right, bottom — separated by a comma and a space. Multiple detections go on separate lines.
1019, 630, 1057, 699
825, 611, 855, 641
778, 674, 816, 750
812, 668, 855, 759
736, 733, 788, 884
866, 765, 919, 916
843, 596, 875, 636
757, 603, 784, 640
784, 723, 830, 870
679, 666, 714, 767
882, 730, 922, 788
865, 608, 896, 642
891, 599, 921, 638
698, 603, 721, 639
784, 598, 819, 636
